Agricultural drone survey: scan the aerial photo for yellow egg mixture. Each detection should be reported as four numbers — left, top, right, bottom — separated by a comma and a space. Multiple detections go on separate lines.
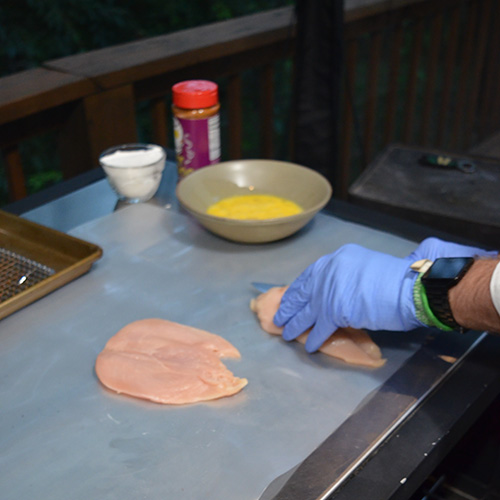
206, 194, 303, 220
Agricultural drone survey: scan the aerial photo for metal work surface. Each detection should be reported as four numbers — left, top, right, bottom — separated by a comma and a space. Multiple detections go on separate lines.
0, 193, 484, 500
259, 331, 484, 500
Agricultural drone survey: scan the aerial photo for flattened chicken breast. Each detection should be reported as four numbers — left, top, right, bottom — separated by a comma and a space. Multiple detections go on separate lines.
250, 287, 385, 368
96, 318, 247, 405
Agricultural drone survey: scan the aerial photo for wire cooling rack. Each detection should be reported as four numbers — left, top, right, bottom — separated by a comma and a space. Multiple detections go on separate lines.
0, 248, 55, 303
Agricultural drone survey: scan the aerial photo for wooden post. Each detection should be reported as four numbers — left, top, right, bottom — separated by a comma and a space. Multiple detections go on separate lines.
260, 64, 274, 159
151, 97, 169, 148
3, 146, 27, 201
227, 75, 242, 160
58, 85, 138, 178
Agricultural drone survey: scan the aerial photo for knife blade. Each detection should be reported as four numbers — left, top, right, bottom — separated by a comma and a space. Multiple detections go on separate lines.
252, 282, 285, 293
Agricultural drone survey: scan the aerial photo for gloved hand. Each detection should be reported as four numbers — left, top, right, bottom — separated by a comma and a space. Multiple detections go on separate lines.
274, 244, 424, 353
405, 237, 497, 262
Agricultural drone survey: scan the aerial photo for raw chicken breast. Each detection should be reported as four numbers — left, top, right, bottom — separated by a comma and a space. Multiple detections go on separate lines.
250, 286, 385, 368
95, 318, 248, 405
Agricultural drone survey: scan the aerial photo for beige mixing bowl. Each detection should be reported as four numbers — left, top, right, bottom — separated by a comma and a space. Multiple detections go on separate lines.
176, 159, 332, 243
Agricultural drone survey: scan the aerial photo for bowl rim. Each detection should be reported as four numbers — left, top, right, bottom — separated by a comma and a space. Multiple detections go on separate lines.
99, 143, 166, 169
176, 159, 332, 224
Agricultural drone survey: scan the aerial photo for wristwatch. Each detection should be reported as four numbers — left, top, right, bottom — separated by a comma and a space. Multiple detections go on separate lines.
420, 257, 474, 331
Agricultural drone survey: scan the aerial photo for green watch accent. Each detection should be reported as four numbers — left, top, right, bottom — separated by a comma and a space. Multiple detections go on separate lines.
413, 274, 453, 331
413, 274, 433, 326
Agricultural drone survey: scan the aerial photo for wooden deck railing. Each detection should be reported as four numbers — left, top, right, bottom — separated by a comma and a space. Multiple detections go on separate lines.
1, 0, 499, 203
339, 0, 500, 196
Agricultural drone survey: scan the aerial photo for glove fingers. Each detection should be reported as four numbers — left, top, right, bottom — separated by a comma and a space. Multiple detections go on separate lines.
281, 303, 316, 342
304, 315, 338, 353
274, 267, 313, 327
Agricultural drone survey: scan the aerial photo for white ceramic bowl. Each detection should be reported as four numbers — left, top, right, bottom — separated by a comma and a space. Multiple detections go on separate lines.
176, 159, 332, 243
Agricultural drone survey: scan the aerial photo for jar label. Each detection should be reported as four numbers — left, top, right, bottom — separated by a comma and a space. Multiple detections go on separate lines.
174, 114, 221, 177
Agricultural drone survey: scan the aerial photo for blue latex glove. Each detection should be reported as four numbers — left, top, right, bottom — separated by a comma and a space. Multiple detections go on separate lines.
405, 237, 497, 262
274, 244, 423, 353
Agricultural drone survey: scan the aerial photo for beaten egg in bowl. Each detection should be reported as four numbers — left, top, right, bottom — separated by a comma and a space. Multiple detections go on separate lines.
206, 194, 303, 220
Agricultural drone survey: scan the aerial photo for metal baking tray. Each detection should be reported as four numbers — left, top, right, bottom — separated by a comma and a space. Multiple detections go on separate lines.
0, 209, 102, 320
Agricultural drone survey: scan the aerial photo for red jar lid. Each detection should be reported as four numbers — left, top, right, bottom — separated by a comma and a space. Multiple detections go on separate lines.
172, 80, 219, 109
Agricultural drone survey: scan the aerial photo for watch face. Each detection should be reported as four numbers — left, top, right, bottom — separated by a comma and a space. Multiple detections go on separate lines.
423, 257, 474, 281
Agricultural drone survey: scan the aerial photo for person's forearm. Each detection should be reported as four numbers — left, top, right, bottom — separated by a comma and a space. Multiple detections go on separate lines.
449, 257, 500, 333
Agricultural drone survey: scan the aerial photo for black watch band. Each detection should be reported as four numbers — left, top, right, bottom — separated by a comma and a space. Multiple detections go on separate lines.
421, 257, 475, 332
423, 287, 461, 330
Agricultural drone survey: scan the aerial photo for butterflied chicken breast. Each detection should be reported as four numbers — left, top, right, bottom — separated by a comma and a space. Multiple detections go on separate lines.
250, 286, 385, 368
96, 318, 247, 405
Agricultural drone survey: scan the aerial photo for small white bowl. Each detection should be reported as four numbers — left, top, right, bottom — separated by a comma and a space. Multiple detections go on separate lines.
100, 143, 166, 203
176, 159, 332, 243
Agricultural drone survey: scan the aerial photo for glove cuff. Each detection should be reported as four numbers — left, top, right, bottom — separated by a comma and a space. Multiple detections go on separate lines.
413, 273, 453, 331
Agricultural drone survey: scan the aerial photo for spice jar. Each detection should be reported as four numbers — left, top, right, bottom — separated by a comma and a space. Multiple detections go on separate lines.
172, 80, 221, 178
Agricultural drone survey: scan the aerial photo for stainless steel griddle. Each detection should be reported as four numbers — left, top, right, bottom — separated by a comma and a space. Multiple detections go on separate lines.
0, 161, 494, 500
